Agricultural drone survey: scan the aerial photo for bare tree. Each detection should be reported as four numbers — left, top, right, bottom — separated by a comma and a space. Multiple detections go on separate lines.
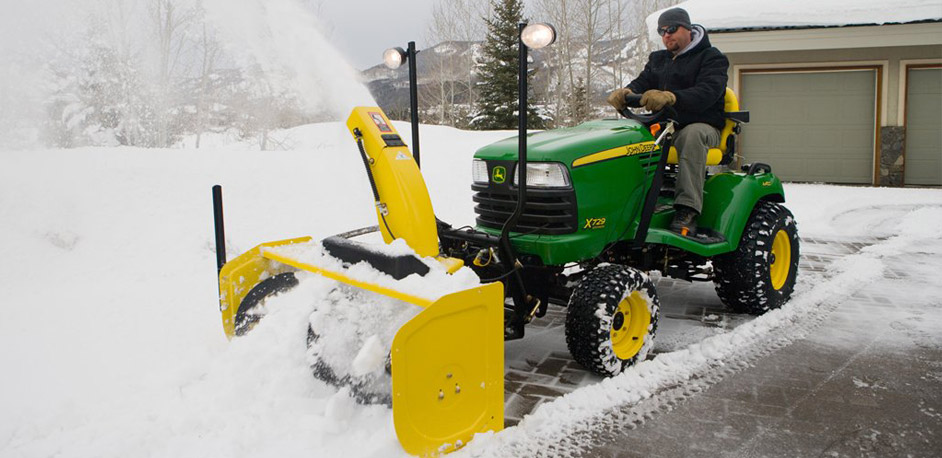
194, 19, 219, 148
148, 0, 196, 147
424, 0, 490, 126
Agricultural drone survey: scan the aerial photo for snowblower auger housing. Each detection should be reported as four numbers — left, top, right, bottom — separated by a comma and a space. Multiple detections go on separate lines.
214, 108, 506, 456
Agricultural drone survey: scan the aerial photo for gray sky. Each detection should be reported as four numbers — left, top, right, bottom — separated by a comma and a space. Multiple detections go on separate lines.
317, 0, 439, 71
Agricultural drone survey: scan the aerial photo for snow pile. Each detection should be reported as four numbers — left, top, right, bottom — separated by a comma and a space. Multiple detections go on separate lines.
265, 238, 482, 302
648, 0, 942, 40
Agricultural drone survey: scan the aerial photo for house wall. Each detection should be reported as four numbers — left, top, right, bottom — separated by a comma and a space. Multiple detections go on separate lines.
711, 23, 942, 186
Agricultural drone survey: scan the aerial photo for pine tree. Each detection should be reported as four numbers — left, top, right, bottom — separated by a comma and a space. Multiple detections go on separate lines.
471, 0, 544, 130
569, 77, 589, 124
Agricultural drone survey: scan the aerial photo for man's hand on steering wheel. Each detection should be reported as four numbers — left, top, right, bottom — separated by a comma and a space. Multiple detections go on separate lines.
640, 89, 676, 112
606, 88, 633, 111
610, 88, 678, 126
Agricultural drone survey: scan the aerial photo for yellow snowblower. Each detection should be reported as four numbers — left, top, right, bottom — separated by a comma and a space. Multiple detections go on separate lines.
213, 107, 505, 456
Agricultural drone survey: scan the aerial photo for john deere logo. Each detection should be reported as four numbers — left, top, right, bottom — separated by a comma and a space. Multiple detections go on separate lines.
492, 166, 507, 184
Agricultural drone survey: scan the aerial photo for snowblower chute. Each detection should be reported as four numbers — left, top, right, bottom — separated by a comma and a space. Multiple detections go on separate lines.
215, 108, 505, 456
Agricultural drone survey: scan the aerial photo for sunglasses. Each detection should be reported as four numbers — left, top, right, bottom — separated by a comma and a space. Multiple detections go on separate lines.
658, 25, 681, 36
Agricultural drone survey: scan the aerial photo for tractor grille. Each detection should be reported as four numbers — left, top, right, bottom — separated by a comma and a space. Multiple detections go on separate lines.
472, 182, 577, 235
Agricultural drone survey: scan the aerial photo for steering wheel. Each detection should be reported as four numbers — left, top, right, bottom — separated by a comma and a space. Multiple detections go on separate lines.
618, 94, 678, 125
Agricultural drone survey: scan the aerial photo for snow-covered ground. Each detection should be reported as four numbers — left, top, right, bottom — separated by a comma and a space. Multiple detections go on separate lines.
1, 120, 941, 457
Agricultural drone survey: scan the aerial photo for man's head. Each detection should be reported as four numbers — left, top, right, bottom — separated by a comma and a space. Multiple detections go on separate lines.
657, 7, 693, 53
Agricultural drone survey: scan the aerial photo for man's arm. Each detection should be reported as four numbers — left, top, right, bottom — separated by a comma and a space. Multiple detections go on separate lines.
626, 52, 659, 94
672, 49, 729, 111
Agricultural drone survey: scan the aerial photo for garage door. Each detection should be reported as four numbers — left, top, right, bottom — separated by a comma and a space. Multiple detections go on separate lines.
904, 67, 942, 186
740, 70, 877, 184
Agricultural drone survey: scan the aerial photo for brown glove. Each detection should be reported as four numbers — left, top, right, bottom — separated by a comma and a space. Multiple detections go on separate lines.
640, 90, 676, 111
606, 88, 633, 111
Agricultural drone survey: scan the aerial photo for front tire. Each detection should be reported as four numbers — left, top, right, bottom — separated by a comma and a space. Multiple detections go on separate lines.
565, 265, 659, 377
713, 201, 799, 314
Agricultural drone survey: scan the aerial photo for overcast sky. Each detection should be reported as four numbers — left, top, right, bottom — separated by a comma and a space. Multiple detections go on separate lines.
316, 0, 440, 71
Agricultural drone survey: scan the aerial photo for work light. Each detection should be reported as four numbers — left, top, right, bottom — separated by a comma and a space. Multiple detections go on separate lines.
513, 163, 571, 188
383, 47, 407, 69
472, 159, 489, 184
521, 23, 556, 49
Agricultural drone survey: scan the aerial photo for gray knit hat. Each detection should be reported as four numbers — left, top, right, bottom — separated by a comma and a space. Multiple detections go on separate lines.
658, 8, 692, 30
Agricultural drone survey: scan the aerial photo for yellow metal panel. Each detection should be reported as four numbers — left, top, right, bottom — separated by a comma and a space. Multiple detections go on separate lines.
391, 282, 505, 456
218, 236, 312, 338
261, 247, 435, 308
435, 256, 465, 274
346, 108, 440, 258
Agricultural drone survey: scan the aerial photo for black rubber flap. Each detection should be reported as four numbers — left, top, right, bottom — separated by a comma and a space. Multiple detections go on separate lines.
322, 236, 430, 280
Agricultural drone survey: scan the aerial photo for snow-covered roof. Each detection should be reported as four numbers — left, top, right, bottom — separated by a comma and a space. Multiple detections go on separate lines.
646, 0, 942, 39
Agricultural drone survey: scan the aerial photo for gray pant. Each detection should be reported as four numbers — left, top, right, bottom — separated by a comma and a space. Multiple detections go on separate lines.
673, 123, 721, 214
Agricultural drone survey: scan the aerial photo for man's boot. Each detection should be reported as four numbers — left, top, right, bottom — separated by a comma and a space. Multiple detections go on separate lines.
670, 205, 698, 237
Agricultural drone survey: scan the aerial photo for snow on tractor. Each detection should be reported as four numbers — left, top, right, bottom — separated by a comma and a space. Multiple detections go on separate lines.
210, 30, 799, 458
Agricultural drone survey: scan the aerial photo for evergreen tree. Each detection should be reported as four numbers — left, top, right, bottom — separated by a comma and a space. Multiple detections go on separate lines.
471, 0, 544, 130
568, 77, 589, 124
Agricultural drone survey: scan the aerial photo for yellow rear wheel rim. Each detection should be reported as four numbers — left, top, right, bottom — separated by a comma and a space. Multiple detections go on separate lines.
610, 291, 652, 359
770, 229, 791, 290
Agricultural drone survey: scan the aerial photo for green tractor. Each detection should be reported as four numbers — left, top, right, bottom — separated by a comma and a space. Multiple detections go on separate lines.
437, 88, 799, 376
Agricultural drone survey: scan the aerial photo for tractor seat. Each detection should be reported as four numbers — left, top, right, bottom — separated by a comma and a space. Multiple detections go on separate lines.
665, 88, 750, 166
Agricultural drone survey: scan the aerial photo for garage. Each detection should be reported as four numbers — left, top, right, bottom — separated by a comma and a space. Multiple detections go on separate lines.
904, 66, 942, 186
739, 69, 878, 184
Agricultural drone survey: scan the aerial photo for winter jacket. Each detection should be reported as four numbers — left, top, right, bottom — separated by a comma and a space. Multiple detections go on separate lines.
627, 25, 729, 130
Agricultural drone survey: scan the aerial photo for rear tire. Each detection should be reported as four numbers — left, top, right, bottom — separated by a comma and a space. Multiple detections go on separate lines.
713, 201, 799, 314
565, 265, 659, 377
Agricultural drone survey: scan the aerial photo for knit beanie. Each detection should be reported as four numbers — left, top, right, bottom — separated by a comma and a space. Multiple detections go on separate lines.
658, 8, 692, 30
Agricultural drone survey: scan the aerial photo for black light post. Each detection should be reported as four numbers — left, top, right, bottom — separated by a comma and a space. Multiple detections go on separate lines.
383, 42, 421, 168
500, 21, 557, 337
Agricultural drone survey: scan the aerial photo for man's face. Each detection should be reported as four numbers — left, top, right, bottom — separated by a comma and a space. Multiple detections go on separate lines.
661, 25, 692, 53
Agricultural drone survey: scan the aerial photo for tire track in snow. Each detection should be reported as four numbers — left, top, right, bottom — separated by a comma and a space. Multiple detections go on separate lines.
454, 235, 903, 458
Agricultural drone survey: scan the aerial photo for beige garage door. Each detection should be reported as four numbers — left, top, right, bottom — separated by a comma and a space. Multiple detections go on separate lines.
740, 70, 877, 183
904, 67, 942, 186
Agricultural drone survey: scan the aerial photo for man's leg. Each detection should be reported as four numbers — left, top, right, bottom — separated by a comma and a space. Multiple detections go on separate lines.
673, 123, 720, 214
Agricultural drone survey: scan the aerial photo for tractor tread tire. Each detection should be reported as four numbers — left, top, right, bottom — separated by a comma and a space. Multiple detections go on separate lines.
565, 264, 659, 377
713, 201, 799, 315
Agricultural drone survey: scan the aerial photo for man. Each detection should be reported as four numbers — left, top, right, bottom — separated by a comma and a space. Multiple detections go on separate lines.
607, 7, 729, 237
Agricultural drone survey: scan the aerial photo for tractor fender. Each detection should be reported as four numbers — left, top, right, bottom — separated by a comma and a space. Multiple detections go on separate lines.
699, 172, 785, 252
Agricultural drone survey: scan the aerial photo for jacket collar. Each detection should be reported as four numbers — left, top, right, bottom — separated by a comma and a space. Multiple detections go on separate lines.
674, 24, 710, 58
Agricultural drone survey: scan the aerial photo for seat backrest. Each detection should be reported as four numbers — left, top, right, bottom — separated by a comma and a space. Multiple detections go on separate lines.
718, 88, 739, 154
665, 88, 744, 166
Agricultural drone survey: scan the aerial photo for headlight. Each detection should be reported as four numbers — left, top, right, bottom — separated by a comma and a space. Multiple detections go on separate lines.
513, 162, 571, 188
472, 159, 489, 184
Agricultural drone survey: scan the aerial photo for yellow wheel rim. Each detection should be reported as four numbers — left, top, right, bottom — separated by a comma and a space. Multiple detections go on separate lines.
610, 291, 652, 359
770, 229, 791, 290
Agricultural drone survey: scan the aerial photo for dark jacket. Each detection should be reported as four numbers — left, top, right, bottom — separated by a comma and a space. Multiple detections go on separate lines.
627, 26, 729, 130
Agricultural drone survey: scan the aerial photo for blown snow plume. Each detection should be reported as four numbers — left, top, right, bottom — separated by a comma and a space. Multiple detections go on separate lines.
203, 0, 375, 120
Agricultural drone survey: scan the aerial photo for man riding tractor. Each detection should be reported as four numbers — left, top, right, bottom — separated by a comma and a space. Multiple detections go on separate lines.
608, 7, 730, 238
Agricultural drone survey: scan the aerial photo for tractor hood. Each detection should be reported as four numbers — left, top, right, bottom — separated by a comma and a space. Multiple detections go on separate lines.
473, 119, 653, 165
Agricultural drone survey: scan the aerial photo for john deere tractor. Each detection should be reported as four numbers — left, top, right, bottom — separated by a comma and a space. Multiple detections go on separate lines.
213, 89, 799, 455
435, 88, 798, 374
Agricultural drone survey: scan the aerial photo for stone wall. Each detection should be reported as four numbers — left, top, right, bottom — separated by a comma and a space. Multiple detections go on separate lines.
879, 126, 905, 187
